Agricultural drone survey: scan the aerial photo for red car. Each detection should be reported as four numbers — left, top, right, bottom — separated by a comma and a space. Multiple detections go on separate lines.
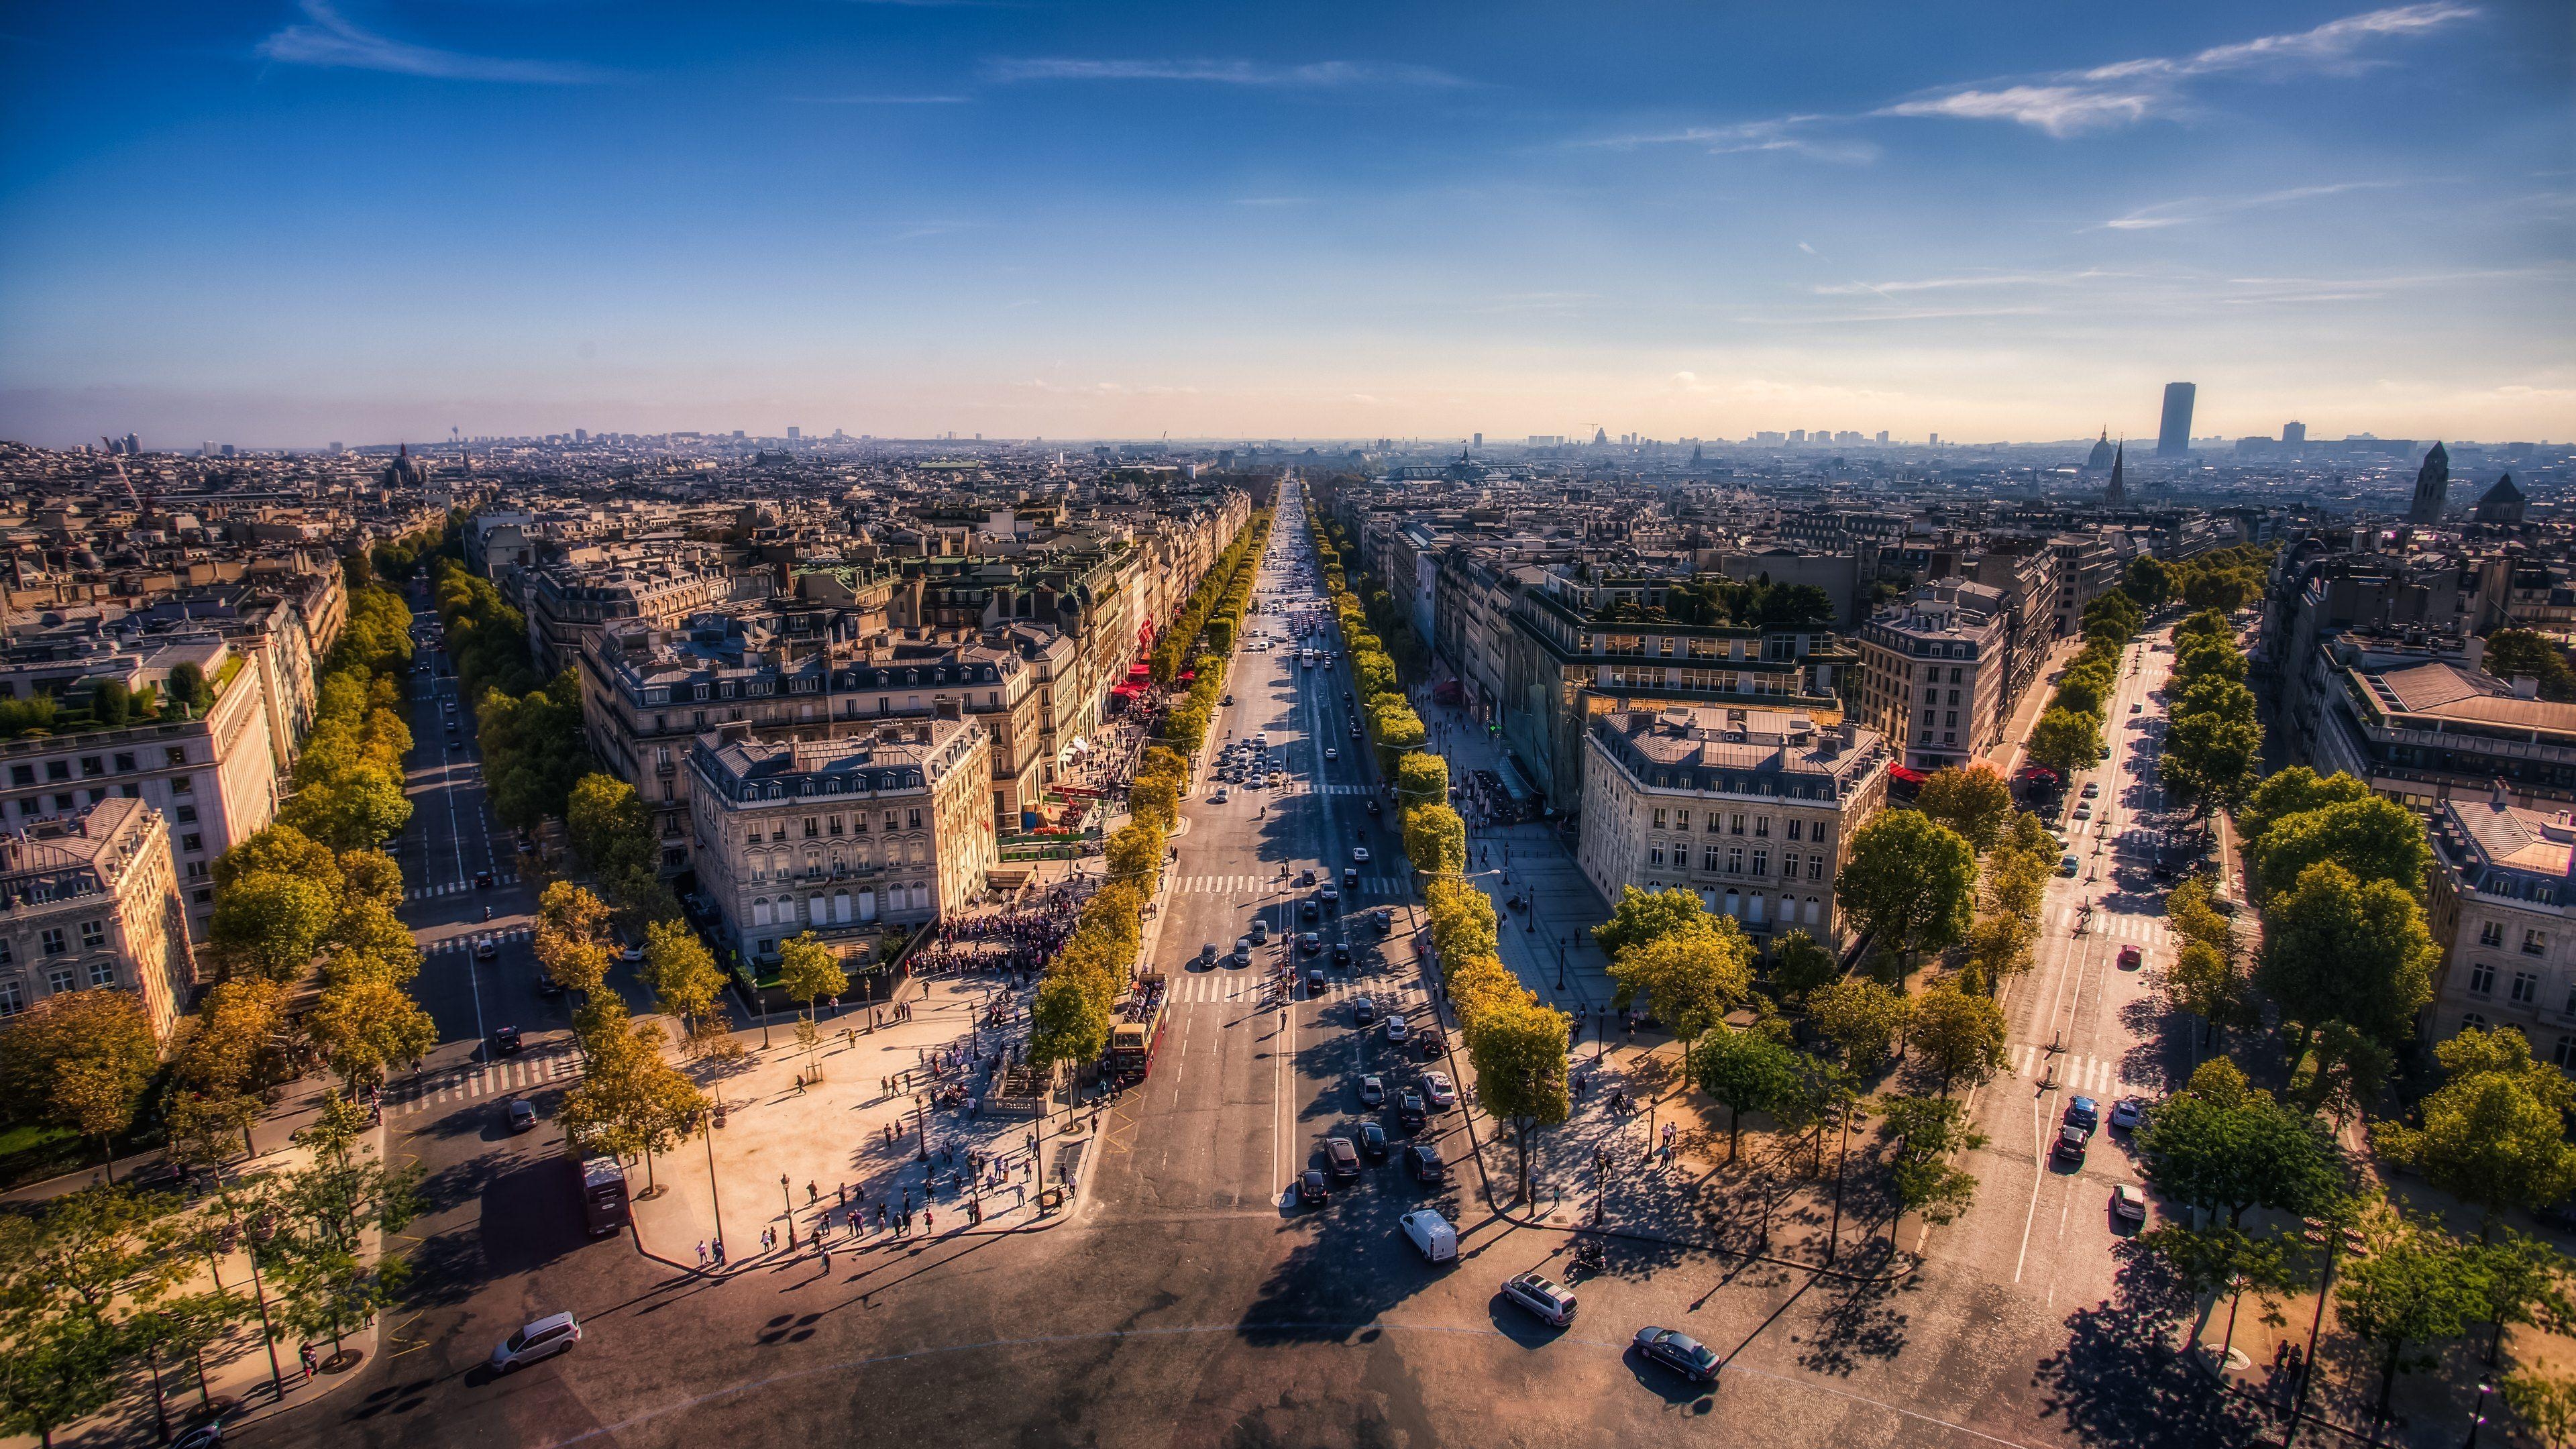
2117, 945, 2142, 970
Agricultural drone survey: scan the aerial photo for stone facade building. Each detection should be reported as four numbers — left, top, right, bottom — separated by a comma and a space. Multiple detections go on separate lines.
0, 798, 197, 1040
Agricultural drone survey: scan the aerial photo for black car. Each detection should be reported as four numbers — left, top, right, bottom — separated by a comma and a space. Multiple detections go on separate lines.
1305, 969, 1326, 995
1364, 798, 1382, 816
494, 1025, 523, 1055
1397, 1089, 1427, 1127
473, 868, 495, 888
1358, 1122, 1389, 1159
1297, 1169, 1329, 1205
1332, 945, 1351, 967
1633, 1327, 1721, 1383
1405, 1140, 1446, 1183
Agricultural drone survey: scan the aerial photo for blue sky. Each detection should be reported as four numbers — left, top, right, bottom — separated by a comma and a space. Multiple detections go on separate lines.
1, 1, 2568, 447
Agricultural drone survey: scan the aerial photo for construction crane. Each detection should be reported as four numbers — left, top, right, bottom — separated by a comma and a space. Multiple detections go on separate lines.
99, 437, 144, 512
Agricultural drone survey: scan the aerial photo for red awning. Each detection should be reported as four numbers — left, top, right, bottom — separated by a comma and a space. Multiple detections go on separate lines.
1888, 765, 1930, 786
1111, 683, 1144, 698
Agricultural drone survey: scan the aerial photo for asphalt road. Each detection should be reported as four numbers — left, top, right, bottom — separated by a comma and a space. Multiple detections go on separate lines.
243, 504, 2216, 1449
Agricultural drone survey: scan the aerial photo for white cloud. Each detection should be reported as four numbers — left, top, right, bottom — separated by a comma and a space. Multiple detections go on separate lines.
1796, 241, 1817, 256
1811, 269, 2128, 296
1875, 85, 2157, 137
2097, 180, 2406, 230
985, 57, 1466, 88
256, 0, 602, 84
1578, 117, 1877, 164
1880, 3, 2477, 135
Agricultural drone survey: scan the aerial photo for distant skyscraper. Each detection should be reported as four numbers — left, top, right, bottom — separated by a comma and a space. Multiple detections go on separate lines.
788, 426, 800, 441
2282, 421, 2306, 445
2407, 442, 2452, 524
575, 428, 588, 444
1592, 426, 1608, 445
2155, 383, 2196, 457
1876, 431, 1889, 444
2104, 440, 2127, 506
1929, 433, 1939, 447
1472, 433, 1482, 449
1788, 429, 1806, 444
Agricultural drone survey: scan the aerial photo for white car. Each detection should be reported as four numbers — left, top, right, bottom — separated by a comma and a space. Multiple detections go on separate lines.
1210, 789, 1228, 804
1501, 1271, 1577, 1326
490, 1311, 581, 1373
1352, 846, 1371, 863
1325, 748, 1340, 761
1422, 1071, 1456, 1108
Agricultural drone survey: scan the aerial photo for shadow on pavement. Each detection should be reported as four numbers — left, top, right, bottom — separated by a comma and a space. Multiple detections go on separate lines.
2033, 1238, 2273, 1448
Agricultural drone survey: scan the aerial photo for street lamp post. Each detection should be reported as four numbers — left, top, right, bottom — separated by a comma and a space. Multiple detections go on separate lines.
702, 1112, 727, 1263
780, 1173, 796, 1248
1826, 1099, 1853, 1266
231, 1207, 286, 1399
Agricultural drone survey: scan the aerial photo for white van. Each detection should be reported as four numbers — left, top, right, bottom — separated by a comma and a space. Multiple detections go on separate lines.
490, 1311, 582, 1373
1400, 1209, 1458, 1264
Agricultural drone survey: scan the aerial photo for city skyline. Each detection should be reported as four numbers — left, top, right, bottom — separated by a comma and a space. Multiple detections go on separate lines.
1, 1, 2570, 447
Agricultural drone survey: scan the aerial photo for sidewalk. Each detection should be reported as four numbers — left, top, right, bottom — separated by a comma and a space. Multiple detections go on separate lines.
627, 967, 1097, 1273
1982, 635, 2086, 780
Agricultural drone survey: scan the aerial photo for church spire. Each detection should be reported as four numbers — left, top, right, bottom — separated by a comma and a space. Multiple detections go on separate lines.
2104, 440, 2127, 505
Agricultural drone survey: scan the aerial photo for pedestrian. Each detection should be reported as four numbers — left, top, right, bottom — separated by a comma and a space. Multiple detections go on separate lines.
877, 1203, 888, 1228
696, 1240, 709, 1267
820, 1242, 832, 1273
839, 1182, 849, 1207
712, 1238, 727, 1267
924, 1208, 934, 1232
299, 1342, 318, 1383
808, 1180, 819, 1205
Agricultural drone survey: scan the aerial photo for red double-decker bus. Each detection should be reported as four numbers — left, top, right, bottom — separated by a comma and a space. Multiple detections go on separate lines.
1104, 970, 1169, 1083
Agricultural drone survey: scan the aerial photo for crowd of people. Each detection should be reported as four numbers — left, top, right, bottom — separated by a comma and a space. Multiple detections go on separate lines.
914, 894, 1084, 979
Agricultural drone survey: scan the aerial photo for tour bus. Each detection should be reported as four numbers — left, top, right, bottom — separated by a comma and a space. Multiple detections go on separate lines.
568, 1144, 631, 1237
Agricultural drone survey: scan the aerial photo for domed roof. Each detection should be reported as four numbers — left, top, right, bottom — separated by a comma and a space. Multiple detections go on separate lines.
2085, 429, 2115, 470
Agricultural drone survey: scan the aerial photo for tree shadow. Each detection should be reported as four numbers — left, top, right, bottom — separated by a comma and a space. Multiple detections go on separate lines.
2032, 1238, 2275, 1448
1789, 1234, 1916, 1376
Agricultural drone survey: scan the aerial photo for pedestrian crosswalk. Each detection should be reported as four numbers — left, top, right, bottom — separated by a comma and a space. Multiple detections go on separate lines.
2045, 905, 2164, 943
389, 1044, 583, 1115
1162, 970, 1432, 1008
2009, 1042, 2128, 1096
406, 872, 519, 901
1171, 873, 1405, 896
422, 927, 531, 954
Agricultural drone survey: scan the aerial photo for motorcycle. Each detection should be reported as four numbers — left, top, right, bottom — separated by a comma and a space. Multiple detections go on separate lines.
1569, 1239, 1606, 1274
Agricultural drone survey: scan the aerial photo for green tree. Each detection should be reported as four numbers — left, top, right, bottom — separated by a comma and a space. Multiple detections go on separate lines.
1593, 884, 1713, 960
255, 1097, 422, 1360
2485, 629, 2576, 702
479, 673, 592, 834
1915, 765, 2015, 855
2161, 680, 2263, 816
1029, 971, 1112, 1073
2507, 1370, 2576, 1448
2133, 1060, 2344, 1228
643, 919, 737, 1061
2237, 766, 2371, 855
1393, 751, 1450, 811
1688, 1026, 1802, 1163
1877, 1093, 1985, 1247
1905, 977, 2007, 1096
1766, 928, 1840, 1007
2134, 1222, 2300, 1362
2025, 707, 2105, 778
2250, 796, 2431, 901
2255, 861, 2438, 1067
1808, 979, 1911, 1074
2334, 1208, 2492, 1429
1607, 918, 1754, 1051
776, 932, 849, 1075
207, 871, 339, 983
1467, 995, 1571, 1203
1834, 810, 1977, 967
307, 974, 435, 1090
2123, 555, 2174, 609
0, 989, 162, 1177
2371, 1027, 2576, 1235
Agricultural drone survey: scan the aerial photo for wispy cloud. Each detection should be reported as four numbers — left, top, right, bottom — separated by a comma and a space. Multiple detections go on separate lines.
2097, 180, 2407, 230
256, 0, 602, 84
985, 57, 1466, 88
1878, 3, 2477, 134
1577, 117, 1877, 164
1811, 269, 2132, 297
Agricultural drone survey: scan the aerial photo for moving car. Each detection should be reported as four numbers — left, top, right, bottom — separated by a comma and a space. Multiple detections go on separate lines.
1320, 883, 1340, 904
1299, 932, 1322, 953
490, 1311, 582, 1374
2109, 1096, 2145, 1130
1199, 943, 1220, 967
494, 1025, 523, 1055
474, 937, 498, 961
1234, 938, 1254, 965
2054, 1125, 2090, 1164
1423, 1071, 1456, 1108
1358, 1074, 1386, 1106
2110, 1183, 2149, 1225
1297, 1169, 1329, 1205
1397, 1090, 1428, 1127
1210, 790, 1228, 804
1352, 846, 1371, 863
1305, 968, 1326, 994
2117, 945, 2142, 970
474, 868, 496, 888
1249, 919, 1270, 944
1326, 1137, 1362, 1179
2081, 782, 2100, 798
1632, 1327, 1721, 1384
2065, 1095, 2100, 1131
1405, 1140, 1446, 1183
1385, 1014, 1410, 1044
1332, 945, 1351, 967
1502, 1272, 1578, 1326
1354, 996, 1377, 1025
1364, 799, 1382, 816
2059, 855, 2080, 877
1400, 1209, 1458, 1263
2073, 802, 2094, 819
1326, 748, 1340, 761
504, 1097, 537, 1134
1358, 1122, 1389, 1159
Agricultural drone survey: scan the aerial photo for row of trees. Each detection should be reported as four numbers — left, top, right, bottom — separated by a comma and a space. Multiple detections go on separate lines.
2120, 543, 2273, 618
1147, 510, 1271, 686
2153, 608, 2263, 818
1305, 511, 1428, 786
0, 1101, 420, 1446
2026, 588, 2145, 779
427, 555, 593, 836
535, 881, 722, 1194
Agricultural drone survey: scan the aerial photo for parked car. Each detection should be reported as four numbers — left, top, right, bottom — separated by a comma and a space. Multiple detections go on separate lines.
490, 1311, 582, 1374
2109, 1097, 2146, 1130
1502, 1271, 1578, 1326
2081, 782, 2100, 798
2073, 803, 2094, 820
1297, 1169, 1329, 1205
1632, 1326, 1721, 1384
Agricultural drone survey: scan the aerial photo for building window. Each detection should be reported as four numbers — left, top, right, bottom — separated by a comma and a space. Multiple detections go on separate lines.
1652, 808, 1667, 830
0, 980, 19, 1017
2479, 921, 2504, 948
0, 939, 10, 965
80, 757, 102, 778
78, 920, 103, 950
1729, 814, 1746, 835
2526, 929, 2549, 957
181, 833, 203, 853
165, 747, 187, 768
1754, 816, 1769, 838
2514, 971, 2540, 1005
40, 928, 64, 956
908, 809, 922, 830
1787, 818, 1804, 842
1727, 846, 1743, 874
1752, 849, 1769, 876
176, 805, 197, 824
1674, 810, 1690, 833
2463, 1012, 2488, 1032
113, 753, 134, 773
1649, 845, 1666, 868
47, 967, 74, 996
45, 761, 68, 782
1809, 855, 1825, 881
192, 887, 213, 905
1703, 845, 1722, 871
86, 961, 114, 988
170, 775, 192, 795
1784, 851, 1801, 879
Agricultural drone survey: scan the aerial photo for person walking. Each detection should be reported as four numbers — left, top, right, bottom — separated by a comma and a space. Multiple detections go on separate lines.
696, 1240, 709, 1268
299, 1342, 318, 1383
